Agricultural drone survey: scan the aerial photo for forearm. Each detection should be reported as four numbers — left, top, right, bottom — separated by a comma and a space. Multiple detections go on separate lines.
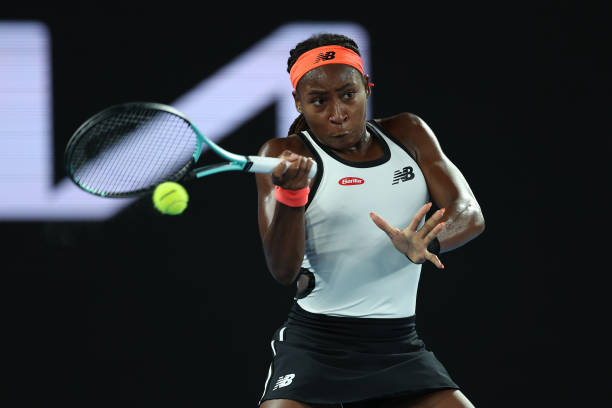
262, 204, 306, 285
437, 199, 485, 253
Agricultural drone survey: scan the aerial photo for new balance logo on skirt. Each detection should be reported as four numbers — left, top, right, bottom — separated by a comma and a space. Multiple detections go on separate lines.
273, 374, 295, 390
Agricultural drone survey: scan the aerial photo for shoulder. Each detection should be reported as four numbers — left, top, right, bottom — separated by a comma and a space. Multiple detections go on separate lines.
257, 134, 312, 158
373, 112, 442, 163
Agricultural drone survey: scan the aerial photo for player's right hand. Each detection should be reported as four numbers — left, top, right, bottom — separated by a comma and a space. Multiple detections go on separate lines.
272, 150, 314, 190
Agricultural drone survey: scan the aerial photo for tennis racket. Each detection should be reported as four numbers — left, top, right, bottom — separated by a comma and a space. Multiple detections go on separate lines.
64, 102, 317, 198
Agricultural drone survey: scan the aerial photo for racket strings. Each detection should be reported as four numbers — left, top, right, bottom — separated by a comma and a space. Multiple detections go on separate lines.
75, 112, 152, 192
114, 110, 194, 191
116, 109, 169, 191
69, 108, 196, 196
91, 112, 149, 191
147, 114, 191, 186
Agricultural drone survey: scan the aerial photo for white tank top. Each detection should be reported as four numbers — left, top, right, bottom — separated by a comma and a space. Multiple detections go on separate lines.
297, 120, 430, 318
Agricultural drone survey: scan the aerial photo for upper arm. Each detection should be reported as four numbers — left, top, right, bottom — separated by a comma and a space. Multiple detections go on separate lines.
379, 113, 480, 211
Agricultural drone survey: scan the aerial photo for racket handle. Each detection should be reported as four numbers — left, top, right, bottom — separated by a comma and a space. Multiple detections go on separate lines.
247, 156, 317, 179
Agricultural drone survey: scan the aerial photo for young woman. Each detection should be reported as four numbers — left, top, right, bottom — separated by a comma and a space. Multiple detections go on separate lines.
256, 33, 485, 408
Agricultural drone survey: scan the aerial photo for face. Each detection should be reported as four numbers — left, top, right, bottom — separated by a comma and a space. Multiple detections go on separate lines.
293, 64, 370, 151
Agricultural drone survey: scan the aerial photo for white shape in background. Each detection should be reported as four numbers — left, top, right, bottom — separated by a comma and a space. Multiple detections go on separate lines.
0, 21, 370, 220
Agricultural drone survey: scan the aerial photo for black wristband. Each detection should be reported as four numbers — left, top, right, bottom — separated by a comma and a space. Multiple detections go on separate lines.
405, 254, 419, 264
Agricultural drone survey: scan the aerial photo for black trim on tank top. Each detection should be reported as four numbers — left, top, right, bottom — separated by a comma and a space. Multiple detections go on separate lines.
303, 122, 391, 168
296, 132, 324, 211
368, 119, 418, 162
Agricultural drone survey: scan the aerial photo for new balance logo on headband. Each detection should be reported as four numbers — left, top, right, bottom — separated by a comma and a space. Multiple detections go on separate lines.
314, 51, 336, 63
290, 45, 365, 89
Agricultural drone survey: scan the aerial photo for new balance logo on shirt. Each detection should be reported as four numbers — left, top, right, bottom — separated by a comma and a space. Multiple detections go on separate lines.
273, 373, 295, 390
392, 166, 415, 185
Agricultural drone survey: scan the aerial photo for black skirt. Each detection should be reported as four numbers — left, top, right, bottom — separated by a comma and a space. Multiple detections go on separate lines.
259, 302, 459, 406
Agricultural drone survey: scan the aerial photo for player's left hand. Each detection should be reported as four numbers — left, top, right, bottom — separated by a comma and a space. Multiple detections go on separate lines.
369, 202, 446, 269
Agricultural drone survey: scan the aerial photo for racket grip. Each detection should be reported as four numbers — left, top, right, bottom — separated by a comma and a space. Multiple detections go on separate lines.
247, 156, 317, 179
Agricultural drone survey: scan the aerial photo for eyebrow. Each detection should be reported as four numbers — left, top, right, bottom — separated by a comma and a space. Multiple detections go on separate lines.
306, 82, 354, 96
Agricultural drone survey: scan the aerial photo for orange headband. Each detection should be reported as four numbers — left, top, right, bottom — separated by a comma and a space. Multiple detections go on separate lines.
289, 45, 367, 90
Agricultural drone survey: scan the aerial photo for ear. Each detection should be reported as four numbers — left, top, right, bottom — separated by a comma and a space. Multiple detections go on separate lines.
364, 74, 372, 98
292, 89, 302, 113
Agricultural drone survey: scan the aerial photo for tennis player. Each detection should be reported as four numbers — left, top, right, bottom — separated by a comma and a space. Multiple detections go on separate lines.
255, 33, 485, 408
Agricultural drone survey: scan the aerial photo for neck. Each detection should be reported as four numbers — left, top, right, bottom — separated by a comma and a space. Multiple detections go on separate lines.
334, 128, 371, 157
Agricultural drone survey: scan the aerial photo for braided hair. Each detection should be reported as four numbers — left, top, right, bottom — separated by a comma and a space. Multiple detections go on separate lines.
286, 33, 362, 136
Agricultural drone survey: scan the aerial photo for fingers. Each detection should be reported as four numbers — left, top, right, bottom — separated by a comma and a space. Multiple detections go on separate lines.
271, 151, 295, 180
421, 210, 446, 269
407, 202, 433, 231
372, 208, 446, 269
369, 212, 399, 238
426, 252, 445, 269
423, 220, 446, 244
418, 207, 446, 237
285, 155, 313, 182
279, 150, 299, 161
272, 161, 287, 179
273, 150, 314, 189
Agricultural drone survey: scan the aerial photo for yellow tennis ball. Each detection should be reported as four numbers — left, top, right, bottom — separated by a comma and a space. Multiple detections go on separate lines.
152, 182, 189, 215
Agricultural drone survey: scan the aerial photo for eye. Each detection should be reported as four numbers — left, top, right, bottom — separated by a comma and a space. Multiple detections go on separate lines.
311, 97, 325, 106
343, 91, 355, 99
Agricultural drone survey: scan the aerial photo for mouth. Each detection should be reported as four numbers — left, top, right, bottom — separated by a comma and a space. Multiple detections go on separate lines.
331, 131, 350, 138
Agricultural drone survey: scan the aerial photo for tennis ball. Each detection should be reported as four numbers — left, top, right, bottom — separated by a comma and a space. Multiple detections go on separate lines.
152, 182, 189, 215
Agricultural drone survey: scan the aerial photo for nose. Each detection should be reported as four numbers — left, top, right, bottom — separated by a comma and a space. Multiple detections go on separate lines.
328, 101, 347, 125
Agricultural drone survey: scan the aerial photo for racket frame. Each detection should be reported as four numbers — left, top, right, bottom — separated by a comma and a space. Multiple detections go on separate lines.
188, 124, 250, 179
65, 102, 316, 198
65, 102, 197, 197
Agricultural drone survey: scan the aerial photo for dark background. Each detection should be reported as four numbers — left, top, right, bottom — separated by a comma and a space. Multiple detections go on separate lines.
3, 2, 609, 407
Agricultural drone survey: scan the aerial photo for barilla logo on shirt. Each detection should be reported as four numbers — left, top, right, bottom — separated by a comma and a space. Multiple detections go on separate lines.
338, 177, 365, 186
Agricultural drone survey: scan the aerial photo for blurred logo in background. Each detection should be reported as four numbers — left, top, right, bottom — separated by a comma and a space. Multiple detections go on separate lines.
0, 21, 370, 220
